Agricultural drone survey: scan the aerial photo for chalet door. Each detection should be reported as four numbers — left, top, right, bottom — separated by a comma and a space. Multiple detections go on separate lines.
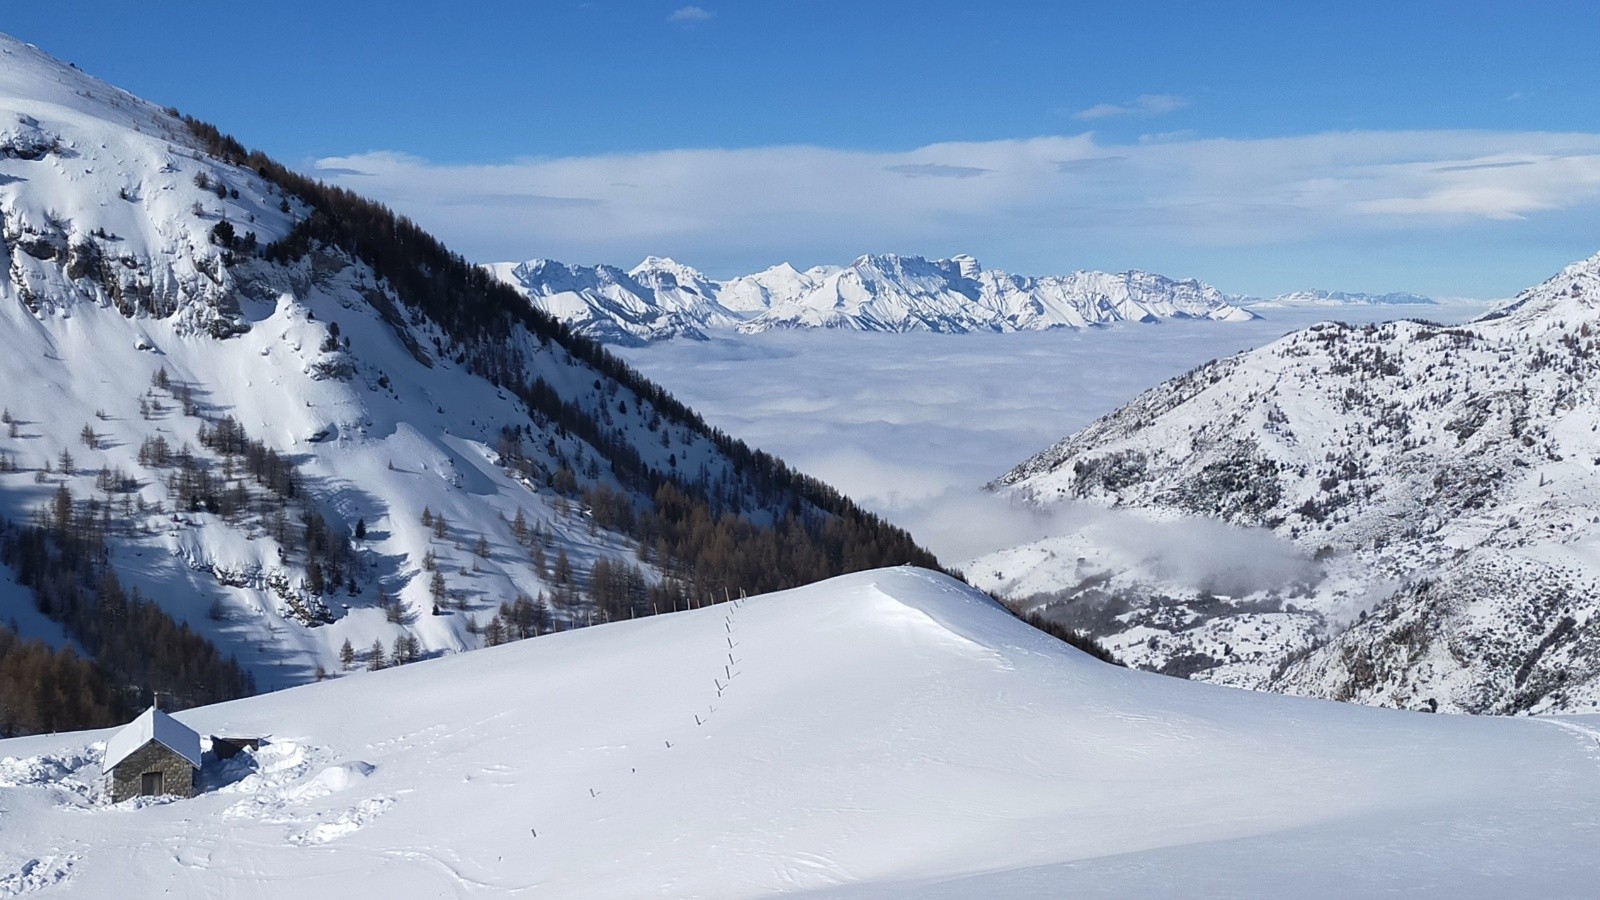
140, 770, 162, 796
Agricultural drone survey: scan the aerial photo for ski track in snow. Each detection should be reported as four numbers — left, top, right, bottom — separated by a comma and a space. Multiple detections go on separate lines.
1539, 717, 1600, 765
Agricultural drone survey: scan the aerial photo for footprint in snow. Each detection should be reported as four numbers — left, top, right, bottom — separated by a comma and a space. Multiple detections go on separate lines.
0, 854, 78, 895
288, 796, 395, 845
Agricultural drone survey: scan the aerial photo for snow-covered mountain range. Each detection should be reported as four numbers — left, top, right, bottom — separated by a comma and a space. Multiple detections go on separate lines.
0, 33, 931, 715
492, 253, 1449, 345
4, 568, 1597, 897
492, 253, 1260, 344
975, 251, 1600, 715
1248, 288, 1435, 308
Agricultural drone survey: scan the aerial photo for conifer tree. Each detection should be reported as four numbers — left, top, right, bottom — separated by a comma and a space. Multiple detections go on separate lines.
554, 549, 572, 587
339, 638, 355, 670
530, 542, 547, 579
429, 570, 447, 614
485, 615, 506, 647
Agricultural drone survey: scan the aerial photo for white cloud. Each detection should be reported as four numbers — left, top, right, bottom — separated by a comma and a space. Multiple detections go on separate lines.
308, 130, 1600, 276
668, 5, 712, 22
1074, 94, 1190, 120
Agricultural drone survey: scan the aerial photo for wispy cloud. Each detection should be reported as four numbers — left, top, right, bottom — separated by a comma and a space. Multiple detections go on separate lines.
1138, 129, 1198, 144
309, 131, 1600, 277
884, 163, 991, 178
1074, 94, 1190, 121
668, 5, 712, 23
435, 192, 603, 210
1054, 156, 1126, 172
1431, 158, 1538, 173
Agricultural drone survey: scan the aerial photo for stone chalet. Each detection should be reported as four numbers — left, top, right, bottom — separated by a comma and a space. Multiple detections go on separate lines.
104, 707, 201, 803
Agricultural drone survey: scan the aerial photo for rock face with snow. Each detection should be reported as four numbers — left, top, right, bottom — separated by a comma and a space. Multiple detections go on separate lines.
483, 257, 740, 346
493, 252, 1257, 342
982, 251, 1600, 715
2, 568, 1597, 897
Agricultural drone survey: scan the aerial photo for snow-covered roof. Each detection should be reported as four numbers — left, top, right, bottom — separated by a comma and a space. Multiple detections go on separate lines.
103, 707, 202, 771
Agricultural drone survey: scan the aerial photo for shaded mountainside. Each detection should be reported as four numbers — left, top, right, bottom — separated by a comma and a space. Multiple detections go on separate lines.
493, 252, 1258, 343
984, 251, 1600, 714
0, 34, 937, 733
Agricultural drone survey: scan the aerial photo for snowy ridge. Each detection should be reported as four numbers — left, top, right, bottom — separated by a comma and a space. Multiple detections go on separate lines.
979, 249, 1600, 714
492, 252, 1258, 342
0, 37, 298, 335
1, 568, 1597, 897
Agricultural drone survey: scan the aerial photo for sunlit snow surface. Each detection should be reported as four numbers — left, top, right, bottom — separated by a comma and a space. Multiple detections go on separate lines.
1, 568, 1595, 897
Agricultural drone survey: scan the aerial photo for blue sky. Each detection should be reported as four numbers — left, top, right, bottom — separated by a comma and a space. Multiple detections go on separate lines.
8, 2, 1600, 296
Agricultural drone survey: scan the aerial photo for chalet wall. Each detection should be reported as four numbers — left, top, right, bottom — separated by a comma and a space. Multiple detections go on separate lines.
109, 741, 196, 803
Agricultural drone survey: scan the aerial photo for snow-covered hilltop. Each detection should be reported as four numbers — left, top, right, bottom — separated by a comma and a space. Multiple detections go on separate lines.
492, 252, 1259, 343
4, 568, 1597, 897
0, 33, 931, 716
977, 250, 1600, 715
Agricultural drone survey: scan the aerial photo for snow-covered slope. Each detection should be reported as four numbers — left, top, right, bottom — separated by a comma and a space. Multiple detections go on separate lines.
979, 250, 1600, 714
492, 252, 1257, 342
0, 34, 929, 702
0, 35, 571, 682
2, 568, 1596, 898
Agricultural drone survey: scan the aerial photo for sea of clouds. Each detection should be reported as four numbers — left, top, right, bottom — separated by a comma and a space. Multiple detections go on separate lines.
619, 303, 1493, 570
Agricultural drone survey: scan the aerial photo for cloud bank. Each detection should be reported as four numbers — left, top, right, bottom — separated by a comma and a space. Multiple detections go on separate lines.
309, 130, 1600, 289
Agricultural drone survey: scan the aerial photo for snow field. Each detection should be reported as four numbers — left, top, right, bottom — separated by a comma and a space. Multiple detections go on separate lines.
0, 568, 1597, 897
